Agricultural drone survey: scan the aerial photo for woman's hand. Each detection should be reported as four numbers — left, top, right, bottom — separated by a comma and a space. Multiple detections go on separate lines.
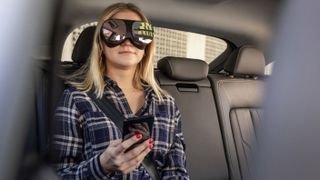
99, 134, 154, 175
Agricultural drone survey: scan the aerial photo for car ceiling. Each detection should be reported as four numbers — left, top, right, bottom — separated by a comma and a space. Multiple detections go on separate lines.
50, 0, 282, 62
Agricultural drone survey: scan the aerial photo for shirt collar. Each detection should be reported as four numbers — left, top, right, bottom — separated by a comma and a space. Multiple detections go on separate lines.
103, 75, 154, 98
103, 75, 118, 88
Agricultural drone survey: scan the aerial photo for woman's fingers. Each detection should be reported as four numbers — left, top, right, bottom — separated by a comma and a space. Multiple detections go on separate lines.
100, 137, 154, 174
114, 133, 143, 154
121, 145, 151, 174
115, 138, 151, 170
123, 138, 152, 162
134, 143, 151, 162
109, 139, 122, 147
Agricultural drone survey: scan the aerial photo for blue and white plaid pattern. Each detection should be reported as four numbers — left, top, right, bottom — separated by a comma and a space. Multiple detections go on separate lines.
52, 77, 189, 179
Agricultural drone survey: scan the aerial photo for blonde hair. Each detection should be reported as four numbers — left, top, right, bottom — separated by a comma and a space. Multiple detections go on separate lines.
68, 3, 169, 101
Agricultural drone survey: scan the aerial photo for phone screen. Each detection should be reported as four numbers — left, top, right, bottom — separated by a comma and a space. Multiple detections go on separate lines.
122, 115, 154, 152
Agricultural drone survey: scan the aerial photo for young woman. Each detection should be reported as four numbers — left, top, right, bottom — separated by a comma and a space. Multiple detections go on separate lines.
53, 3, 189, 179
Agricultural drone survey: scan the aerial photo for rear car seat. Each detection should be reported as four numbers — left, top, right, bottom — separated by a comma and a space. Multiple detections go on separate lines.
34, 26, 96, 156
156, 57, 229, 180
209, 46, 266, 180
61, 25, 96, 74
50, 26, 231, 179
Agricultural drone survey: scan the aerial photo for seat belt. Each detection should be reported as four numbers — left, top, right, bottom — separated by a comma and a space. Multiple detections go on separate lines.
87, 91, 160, 180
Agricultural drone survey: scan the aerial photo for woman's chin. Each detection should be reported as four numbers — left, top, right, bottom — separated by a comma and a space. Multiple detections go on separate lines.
113, 61, 139, 70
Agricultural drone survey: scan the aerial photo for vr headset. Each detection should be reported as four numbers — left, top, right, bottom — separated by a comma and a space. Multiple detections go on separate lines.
101, 19, 154, 50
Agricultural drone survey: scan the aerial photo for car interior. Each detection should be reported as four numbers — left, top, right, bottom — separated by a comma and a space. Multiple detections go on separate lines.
2, 0, 320, 180
28, 0, 272, 178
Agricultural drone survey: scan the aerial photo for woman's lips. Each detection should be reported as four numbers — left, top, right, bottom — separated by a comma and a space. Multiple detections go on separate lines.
119, 50, 136, 54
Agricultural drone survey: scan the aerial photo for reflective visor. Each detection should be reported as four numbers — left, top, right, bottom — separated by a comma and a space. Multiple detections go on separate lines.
101, 19, 154, 49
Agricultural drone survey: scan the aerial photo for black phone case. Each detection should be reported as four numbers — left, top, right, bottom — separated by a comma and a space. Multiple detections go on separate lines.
122, 115, 154, 152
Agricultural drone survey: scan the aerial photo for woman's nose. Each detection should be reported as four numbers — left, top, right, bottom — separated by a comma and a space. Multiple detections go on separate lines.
121, 39, 133, 46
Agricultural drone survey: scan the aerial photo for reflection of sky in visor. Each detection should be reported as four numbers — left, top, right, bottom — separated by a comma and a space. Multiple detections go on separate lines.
102, 29, 112, 37
114, 34, 124, 41
138, 37, 152, 44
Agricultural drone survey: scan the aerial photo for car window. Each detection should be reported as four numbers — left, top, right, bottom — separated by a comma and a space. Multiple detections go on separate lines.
61, 23, 227, 67
265, 62, 274, 75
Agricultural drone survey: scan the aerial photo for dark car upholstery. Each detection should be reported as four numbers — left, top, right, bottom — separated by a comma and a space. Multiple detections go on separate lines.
156, 57, 229, 180
209, 46, 266, 180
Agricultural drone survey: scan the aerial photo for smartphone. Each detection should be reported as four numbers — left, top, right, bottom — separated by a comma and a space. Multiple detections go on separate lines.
122, 115, 154, 152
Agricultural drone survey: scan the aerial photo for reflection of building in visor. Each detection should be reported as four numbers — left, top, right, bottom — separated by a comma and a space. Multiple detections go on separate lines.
109, 20, 119, 29
101, 19, 154, 50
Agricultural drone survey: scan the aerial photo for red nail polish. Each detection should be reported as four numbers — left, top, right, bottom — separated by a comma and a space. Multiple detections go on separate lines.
149, 144, 153, 150
148, 139, 153, 144
136, 133, 142, 139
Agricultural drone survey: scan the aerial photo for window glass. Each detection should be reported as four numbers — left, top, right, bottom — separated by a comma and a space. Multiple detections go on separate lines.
265, 62, 274, 75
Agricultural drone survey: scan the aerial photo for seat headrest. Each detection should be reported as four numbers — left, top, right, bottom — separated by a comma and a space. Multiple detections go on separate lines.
224, 46, 265, 76
72, 26, 96, 64
157, 56, 209, 81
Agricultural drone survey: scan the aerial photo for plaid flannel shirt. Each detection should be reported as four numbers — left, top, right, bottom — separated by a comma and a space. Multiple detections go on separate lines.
52, 76, 189, 180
